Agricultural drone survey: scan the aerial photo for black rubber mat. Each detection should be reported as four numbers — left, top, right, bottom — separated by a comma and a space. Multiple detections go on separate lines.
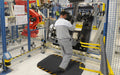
37, 54, 85, 75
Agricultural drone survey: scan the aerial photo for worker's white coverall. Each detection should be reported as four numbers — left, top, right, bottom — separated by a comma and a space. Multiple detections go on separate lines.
55, 18, 75, 69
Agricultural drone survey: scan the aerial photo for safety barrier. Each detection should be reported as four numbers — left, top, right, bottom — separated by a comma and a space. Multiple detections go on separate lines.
45, 41, 101, 60
79, 63, 103, 75
77, 42, 103, 74
11, 46, 42, 60
0, 45, 42, 69
80, 42, 101, 50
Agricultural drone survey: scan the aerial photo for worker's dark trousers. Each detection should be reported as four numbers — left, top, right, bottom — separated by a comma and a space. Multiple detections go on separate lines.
58, 38, 73, 69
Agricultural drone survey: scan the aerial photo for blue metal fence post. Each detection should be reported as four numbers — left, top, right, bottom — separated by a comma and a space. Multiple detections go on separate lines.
11, 26, 14, 39
27, 0, 31, 52
44, 27, 46, 41
1, 0, 7, 71
16, 26, 19, 38
103, 23, 107, 39
0, 2, 1, 36
45, 9, 47, 18
105, 0, 110, 45
0, 19, 1, 37
100, 0, 110, 75
52, 7, 54, 18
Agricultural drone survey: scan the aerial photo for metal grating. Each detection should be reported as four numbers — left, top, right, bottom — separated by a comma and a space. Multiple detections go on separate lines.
111, 0, 120, 75
106, 0, 120, 75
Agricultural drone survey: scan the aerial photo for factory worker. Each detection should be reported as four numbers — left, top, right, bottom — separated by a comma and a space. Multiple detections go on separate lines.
54, 11, 75, 73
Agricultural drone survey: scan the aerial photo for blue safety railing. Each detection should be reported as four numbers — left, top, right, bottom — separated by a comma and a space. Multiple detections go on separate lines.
0, 0, 8, 71
0, 1, 1, 37
100, 0, 109, 75
27, 0, 31, 52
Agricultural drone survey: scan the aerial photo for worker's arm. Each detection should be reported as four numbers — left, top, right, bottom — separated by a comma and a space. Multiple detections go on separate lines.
67, 21, 75, 31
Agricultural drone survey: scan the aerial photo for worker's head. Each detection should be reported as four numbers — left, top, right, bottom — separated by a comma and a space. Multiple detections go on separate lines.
60, 11, 70, 19
49, 0, 53, 3
50, 0, 53, 2
48, 0, 53, 3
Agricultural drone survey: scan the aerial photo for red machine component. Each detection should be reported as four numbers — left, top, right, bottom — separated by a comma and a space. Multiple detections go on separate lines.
15, 0, 42, 38
22, 9, 42, 37
4, 2, 8, 5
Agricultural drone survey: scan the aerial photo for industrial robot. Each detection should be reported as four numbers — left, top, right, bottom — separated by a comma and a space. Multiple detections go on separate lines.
15, 0, 42, 38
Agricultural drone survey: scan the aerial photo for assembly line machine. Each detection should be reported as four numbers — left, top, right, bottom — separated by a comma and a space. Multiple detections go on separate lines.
0, 0, 118, 75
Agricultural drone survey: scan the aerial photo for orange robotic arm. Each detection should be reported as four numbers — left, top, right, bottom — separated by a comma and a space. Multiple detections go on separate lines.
15, 0, 42, 38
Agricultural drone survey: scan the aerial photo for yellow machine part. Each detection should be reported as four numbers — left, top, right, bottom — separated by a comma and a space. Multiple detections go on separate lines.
76, 24, 98, 30
4, 59, 11, 62
4, 59, 11, 66
36, 0, 40, 6
39, 21, 45, 25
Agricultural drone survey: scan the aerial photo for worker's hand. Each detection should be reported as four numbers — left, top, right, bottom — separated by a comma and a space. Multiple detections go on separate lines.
73, 22, 76, 26
71, 19, 74, 24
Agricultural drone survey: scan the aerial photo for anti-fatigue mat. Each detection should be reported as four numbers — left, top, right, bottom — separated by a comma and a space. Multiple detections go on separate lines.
37, 54, 85, 75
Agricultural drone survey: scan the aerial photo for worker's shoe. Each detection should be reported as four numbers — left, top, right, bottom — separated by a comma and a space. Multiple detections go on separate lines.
53, 67, 65, 74
58, 67, 65, 72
